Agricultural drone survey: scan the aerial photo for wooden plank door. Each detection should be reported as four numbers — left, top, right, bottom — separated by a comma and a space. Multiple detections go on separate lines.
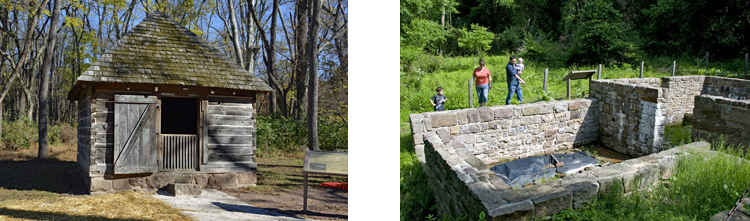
114, 94, 159, 174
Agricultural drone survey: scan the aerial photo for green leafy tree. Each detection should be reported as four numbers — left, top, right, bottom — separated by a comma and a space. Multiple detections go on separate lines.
402, 19, 448, 53
457, 24, 494, 58
566, 0, 636, 65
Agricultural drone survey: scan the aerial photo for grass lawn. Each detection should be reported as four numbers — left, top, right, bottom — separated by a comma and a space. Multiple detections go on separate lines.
240, 151, 348, 195
400, 54, 750, 220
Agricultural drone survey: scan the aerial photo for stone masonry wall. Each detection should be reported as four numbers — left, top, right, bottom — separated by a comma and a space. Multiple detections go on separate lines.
701, 76, 750, 100
410, 99, 599, 166
606, 78, 661, 87
590, 78, 667, 157
660, 76, 706, 125
421, 127, 709, 220
692, 95, 750, 148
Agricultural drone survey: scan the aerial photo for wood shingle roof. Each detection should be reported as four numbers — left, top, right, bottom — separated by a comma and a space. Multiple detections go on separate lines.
70, 11, 272, 95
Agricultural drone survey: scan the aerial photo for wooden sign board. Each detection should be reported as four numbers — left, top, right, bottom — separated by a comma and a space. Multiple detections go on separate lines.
303, 149, 348, 175
562, 70, 597, 81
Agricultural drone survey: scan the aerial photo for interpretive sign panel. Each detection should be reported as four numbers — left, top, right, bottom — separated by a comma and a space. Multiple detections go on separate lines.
303, 149, 348, 175
303, 149, 348, 212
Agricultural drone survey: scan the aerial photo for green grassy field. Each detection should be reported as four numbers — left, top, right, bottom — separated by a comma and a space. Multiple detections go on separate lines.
399, 54, 750, 220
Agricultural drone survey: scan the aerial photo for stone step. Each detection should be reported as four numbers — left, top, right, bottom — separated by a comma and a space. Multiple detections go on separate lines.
167, 183, 202, 196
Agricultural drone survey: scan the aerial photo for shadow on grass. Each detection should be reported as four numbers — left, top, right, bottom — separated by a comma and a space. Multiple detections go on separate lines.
0, 159, 87, 195
0, 207, 149, 221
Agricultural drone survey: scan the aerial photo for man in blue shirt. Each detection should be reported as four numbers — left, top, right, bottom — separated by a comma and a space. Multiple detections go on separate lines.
505, 55, 526, 105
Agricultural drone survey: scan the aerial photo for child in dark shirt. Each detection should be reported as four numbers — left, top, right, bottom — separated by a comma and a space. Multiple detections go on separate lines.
430, 87, 448, 111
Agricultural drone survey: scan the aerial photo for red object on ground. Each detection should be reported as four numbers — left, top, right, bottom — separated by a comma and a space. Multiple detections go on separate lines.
320, 182, 348, 190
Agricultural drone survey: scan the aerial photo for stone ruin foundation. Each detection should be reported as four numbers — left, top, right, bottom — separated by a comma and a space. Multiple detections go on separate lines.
409, 75, 750, 220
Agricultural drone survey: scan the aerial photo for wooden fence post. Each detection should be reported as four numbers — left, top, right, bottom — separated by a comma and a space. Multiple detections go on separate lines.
640, 61, 644, 78
469, 79, 473, 108
543, 68, 548, 93
598, 64, 602, 79
706, 52, 709, 70
567, 78, 571, 99
672, 61, 676, 76
745, 53, 748, 78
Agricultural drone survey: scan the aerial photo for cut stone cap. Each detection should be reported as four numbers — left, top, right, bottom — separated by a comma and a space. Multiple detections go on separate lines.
69, 11, 272, 98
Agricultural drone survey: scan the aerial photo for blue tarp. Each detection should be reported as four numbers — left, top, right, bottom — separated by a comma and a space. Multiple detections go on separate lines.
491, 152, 598, 188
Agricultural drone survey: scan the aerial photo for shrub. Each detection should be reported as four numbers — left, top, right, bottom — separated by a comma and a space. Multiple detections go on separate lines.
1, 117, 38, 150
256, 116, 348, 156
48, 122, 76, 145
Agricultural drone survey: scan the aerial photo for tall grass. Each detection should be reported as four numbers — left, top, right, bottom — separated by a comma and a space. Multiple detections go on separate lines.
544, 138, 750, 220
665, 122, 693, 146
400, 123, 436, 220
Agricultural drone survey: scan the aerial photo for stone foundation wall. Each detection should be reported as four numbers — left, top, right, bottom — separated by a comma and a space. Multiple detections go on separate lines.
661, 76, 706, 125
692, 95, 750, 147
422, 128, 709, 220
88, 171, 257, 195
606, 78, 661, 87
410, 99, 599, 165
702, 76, 750, 100
590, 78, 667, 157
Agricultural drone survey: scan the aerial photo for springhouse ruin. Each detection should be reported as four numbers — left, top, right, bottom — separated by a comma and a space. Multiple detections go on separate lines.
409, 75, 750, 220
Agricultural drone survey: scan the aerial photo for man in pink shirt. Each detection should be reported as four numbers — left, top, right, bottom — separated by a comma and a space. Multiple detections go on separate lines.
473, 60, 492, 107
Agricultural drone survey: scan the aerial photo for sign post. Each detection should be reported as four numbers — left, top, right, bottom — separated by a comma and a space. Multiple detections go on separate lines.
563, 70, 597, 99
303, 149, 348, 213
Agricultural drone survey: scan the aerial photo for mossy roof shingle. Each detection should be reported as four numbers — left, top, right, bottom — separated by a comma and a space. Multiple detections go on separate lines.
72, 12, 272, 92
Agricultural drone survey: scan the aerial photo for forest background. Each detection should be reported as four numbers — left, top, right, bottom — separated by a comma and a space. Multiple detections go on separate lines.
0, 0, 348, 154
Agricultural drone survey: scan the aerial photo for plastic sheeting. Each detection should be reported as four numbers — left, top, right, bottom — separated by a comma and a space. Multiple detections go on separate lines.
491, 152, 599, 188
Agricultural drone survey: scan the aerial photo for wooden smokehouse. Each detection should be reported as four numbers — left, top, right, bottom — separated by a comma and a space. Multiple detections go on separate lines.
67, 12, 272, 194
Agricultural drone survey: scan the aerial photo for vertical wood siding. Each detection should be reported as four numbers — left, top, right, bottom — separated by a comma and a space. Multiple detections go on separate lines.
161, 134, 198, 170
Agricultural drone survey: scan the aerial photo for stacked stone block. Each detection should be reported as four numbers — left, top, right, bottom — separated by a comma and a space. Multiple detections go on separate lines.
590, 78, 667, 157
421, 128, 709, 220
692, 95, 750, 147
701, 76, 750, 100
660, 76, 706, 125
410, 99, 599, 166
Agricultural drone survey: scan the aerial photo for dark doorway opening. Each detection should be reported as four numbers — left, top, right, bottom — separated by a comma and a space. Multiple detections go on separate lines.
161, 97, 198, 134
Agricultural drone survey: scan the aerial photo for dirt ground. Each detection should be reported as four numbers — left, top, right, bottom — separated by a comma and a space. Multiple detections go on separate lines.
223, 152, 348, 220
0, 143, 87, 196
0, 143, 190, 220
579, 144, 632, 164
0, 143, 348, 220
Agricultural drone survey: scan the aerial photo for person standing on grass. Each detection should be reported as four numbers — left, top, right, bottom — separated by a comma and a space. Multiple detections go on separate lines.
430, 87, 448, 111
473, 60, 492, 107
506, 55, 526, 105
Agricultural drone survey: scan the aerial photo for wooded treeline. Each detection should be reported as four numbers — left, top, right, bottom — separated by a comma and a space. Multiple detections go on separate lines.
0, 0, 347, 155
401, 0, 749, 68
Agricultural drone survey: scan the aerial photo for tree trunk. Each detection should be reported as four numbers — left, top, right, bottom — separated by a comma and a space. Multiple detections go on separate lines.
38, 0, 61, 159
293, 0, 309, 120
243, 0, 256, 72
228, 0, 244, 68
247, 0, 282, 116
307, 0, 321, 151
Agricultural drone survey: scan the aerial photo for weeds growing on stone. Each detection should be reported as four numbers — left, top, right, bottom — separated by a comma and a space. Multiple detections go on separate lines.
543, 138, 750, 220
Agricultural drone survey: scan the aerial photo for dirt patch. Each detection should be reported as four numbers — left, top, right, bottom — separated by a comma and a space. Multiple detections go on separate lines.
223, 153, 348, 220
580, 145, 633, 164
